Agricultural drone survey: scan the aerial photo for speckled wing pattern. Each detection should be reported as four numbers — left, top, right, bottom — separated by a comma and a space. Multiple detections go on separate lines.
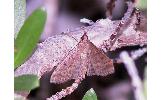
87, 41, 114, 76
50, 33, 114, 84
50, 33, 89, 84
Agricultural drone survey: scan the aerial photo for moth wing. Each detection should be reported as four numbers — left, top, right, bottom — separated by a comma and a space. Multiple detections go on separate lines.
87, 42, 114, 76
50, 42, 88, 84
50, 47, 78, 83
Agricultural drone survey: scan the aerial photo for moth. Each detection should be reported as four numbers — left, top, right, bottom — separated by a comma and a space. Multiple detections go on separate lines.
50, 32, 114, 83
47, 32, 114, 100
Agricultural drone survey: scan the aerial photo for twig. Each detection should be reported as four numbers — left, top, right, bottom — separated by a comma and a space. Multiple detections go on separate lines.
130, 47, 147, 60
46, 79, 81, 100
120, 51, 145, 100
115, 47, 147, 63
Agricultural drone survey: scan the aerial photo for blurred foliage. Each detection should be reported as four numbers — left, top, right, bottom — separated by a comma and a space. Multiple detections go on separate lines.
136, 0, 147, 9
14, 7, 47, 69
14, 94, 26, 100
144, 68, 147, 98
14, 0, 26, 38
82, 88, 98, 100
14, 75, 39, 91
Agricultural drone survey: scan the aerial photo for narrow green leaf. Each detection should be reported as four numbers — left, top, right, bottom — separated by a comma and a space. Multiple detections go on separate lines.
14, 7, 47, 69
82, 88, 98, 100
14, 75, 39, 91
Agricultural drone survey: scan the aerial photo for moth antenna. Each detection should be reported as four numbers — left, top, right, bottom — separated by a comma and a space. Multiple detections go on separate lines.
46, 79, 82, 100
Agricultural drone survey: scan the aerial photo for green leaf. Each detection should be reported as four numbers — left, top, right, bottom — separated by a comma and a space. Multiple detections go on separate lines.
82, 88, 98, 100
136, 0, 147, 9
14, 75, 39, 91
14, 7, 47, 69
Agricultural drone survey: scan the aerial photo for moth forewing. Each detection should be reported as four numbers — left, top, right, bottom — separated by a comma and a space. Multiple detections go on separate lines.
50, 33, 89, 83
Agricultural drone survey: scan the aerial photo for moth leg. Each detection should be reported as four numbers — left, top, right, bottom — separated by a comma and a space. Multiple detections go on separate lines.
46, 79, 82, 100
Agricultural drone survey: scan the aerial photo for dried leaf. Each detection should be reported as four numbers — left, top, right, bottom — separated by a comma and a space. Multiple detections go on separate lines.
111, 30, 146, 50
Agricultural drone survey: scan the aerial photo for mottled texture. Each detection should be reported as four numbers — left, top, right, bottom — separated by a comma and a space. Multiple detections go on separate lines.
15, 35, 78, 78
47, 79, 81, 100
14, 2, 147, 99
14, 2, 147, 80
14, 18, 146, 78
50, 33, 114, 84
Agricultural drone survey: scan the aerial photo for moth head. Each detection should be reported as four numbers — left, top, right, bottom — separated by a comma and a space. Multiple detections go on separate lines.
81, 31, 89, 41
